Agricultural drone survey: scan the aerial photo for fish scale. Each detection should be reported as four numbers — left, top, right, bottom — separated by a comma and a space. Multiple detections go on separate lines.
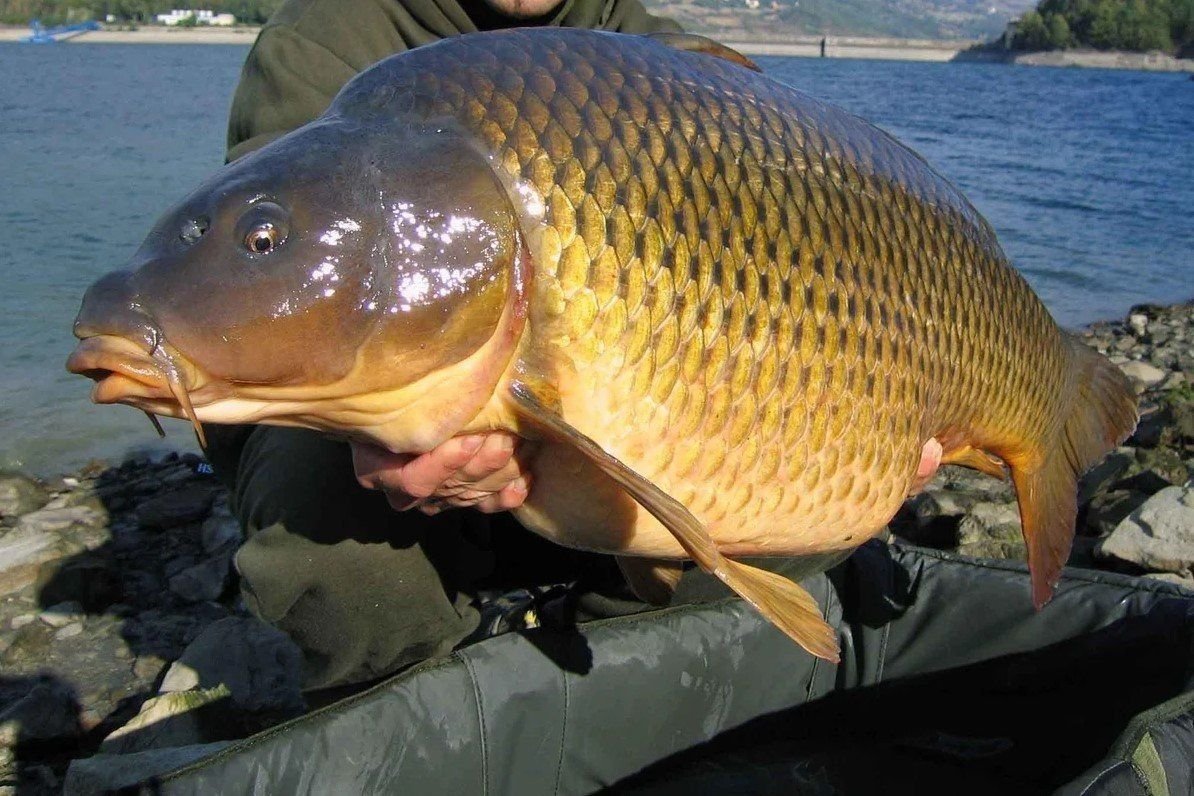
355, 30, 1041, 545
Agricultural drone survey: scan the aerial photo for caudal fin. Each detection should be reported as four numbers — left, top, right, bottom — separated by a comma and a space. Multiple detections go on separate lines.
1010, 335, 1138, 608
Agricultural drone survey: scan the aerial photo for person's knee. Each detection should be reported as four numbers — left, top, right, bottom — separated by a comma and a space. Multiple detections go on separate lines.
234, 523, 481, 689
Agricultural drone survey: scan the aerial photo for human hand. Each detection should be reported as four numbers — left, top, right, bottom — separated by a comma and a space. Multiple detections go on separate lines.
351, 432, 533, 515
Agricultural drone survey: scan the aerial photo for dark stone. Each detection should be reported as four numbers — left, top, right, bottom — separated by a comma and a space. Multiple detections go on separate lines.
1083, 489, 1151, 537
1130, 447, 1190, 487
135, 486, 215, 531
1077, 451, 1133, 506
35, 556, 122, 613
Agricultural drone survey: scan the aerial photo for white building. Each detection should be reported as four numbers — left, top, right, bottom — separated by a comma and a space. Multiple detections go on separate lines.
155, 9, 237, 25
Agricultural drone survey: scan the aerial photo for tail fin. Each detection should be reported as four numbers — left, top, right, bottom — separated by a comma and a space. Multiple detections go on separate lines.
1010, 335, 1138, 608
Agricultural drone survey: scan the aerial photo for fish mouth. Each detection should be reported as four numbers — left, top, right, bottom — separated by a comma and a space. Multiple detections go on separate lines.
66, 334, 211, 445
66, 335, 175, 405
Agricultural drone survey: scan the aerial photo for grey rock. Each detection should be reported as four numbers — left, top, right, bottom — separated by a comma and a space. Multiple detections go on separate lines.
100, 686, 230, 754
1128, 313, 1148, 337
1119, 360, 1167, 389
200, 511, 241, 554
0, 680, 80, 745
168, 552, 232, 604
135, 486, 215, 531
38, 601, 84, 628
9, 614, 34, 630
0, 527, 73, 595
15, 505, 103, 535
55, 622, 85, 640
64, 741, 233, 795
160, 617, 305, 715
0, 473, 49, 518
1098, 485, 1194, 573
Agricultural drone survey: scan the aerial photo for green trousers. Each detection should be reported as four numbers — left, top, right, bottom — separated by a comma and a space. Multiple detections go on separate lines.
211, 425, 644, 689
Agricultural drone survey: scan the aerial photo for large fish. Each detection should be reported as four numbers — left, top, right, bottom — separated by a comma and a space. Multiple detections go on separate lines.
67, 29, 1137, 661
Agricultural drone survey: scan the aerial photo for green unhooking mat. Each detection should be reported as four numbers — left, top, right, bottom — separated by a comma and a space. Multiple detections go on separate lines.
135, 543, 1194, 794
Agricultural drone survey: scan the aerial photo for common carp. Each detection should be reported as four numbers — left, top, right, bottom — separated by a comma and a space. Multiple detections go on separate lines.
67, 29, 1137, 661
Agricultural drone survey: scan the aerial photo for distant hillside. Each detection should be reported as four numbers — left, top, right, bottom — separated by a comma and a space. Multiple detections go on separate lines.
645, 0, 1038, 39
3, 0, 1033, 40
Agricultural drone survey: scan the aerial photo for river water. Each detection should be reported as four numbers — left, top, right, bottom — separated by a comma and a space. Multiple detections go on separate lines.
0, 43, 1190, 474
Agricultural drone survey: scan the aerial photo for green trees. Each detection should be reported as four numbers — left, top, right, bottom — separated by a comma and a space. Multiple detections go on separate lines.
1009, 0, 1194, 53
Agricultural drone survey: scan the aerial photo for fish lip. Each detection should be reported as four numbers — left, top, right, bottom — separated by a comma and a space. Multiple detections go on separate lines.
66, 335, 175, 405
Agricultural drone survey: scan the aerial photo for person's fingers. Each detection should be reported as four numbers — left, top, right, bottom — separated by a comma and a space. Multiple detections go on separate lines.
454, 432, 516, 483
471, 476, 532, 513
352, 434, 533, 513
388, 435, 486, 501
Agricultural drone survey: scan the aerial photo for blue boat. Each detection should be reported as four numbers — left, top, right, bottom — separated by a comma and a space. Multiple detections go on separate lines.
22, 19, 101, 44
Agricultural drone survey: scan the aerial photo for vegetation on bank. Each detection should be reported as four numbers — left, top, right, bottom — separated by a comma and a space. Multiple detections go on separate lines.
1004, 0, 1194, 55
0, 0, 280, 26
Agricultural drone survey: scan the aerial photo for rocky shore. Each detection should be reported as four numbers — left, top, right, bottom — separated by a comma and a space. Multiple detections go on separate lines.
1, 301, 1191, 794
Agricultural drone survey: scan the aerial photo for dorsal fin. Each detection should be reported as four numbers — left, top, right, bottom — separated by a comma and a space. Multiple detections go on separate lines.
646, 32, 761, 72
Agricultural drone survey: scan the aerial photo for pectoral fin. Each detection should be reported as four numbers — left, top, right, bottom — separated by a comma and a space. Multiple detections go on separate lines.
509, 381, 839, 661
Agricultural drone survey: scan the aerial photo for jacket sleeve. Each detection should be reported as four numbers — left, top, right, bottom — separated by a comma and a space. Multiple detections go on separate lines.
605, 0, 683, 34
225, 25, 371, 162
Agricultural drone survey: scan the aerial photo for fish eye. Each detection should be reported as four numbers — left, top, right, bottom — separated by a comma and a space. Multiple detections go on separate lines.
237, 201, 290, 256
180, 217, 208, 245
245, 224, 281, 254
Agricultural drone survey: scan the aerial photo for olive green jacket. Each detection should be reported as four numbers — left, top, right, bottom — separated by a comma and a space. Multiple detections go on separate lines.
226, 0, 680, 161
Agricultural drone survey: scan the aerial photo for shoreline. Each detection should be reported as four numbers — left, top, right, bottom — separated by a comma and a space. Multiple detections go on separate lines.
1, 24, 1191, 72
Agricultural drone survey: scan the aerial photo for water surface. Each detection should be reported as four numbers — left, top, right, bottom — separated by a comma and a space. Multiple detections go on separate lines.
0, 44, 1190, 474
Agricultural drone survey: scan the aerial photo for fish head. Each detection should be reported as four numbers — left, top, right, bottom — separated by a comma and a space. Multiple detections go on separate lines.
67, 116, 526, 451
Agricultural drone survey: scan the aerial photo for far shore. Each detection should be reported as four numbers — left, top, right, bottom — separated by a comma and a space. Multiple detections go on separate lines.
0, 23, 1191, 72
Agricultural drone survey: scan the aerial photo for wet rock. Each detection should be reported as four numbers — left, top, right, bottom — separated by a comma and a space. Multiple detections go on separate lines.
160, 617, 305, 716
64, 741, 233, 795
168, 552, 232, 604
0, 679, 81, 745
135, 486, 215, 531
0, 473, 49, 518
1098, 485, 1194, 574
100, 685, 230, 754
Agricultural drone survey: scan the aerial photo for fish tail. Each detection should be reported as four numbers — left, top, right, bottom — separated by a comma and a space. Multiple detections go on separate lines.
1009, 334, 1138, 609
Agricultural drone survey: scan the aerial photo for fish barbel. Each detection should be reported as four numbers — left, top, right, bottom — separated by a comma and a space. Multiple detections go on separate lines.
67, 29, 1137, 660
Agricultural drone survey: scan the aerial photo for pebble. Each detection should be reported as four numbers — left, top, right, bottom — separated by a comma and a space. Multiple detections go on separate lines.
56, 622, 85, 640
1119, 360, 1168, 389
39, 601, 85, 628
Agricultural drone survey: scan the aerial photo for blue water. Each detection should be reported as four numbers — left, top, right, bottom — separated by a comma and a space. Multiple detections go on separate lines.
0, 44, 1191, 474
